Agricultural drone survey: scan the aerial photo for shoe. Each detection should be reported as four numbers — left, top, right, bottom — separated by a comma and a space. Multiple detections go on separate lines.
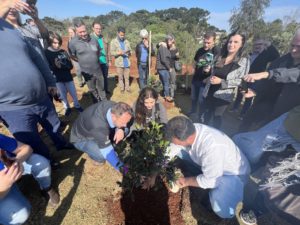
126, 89, 131, 93
47, 189, 60, 207
75, 106, 84, 112
79, 82, 85, 88
105, 90, 111, 95
64, 108, 71, 116
239, 210, 257, 225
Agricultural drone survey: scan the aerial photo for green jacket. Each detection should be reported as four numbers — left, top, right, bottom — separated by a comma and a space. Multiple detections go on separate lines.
110, 37, 131, 68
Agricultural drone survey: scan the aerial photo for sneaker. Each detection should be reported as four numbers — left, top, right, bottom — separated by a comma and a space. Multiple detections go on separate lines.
239, 210, 257, 225
75, 106, 84, 112
47, 189, 60, 207
64, 108, 71, 116
79, 82, 85, 88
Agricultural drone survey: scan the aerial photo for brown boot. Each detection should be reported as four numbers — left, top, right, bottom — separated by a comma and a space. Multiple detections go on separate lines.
47, 189, 60, 207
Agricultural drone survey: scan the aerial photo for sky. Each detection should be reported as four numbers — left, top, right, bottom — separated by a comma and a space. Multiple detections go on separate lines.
35, 0, 300, 31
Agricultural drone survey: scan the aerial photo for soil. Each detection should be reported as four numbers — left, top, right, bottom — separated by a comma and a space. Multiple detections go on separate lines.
106, 180, 184, 225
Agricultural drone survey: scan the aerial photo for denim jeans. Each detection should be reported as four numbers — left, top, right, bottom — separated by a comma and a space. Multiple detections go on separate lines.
158, 69, 170, 97
138, 64, 149, 90
0, 154, 51, 225
233, 113, 300, 164
0, 98, 66, 159
0, 185, 31, 225
74, 140, 105, 163
23, 153, 52, 190
100, 63, 109, 92
56, 81, 81, 109
190, 81, 205, 113
177, 149, 247, 219
169, 68, 177, 98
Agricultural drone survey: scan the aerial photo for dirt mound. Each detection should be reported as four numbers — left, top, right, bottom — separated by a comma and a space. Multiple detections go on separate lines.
106, 181, 184, 225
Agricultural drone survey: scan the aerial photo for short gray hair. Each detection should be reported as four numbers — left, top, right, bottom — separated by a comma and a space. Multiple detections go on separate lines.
165, 116, 195, 141
73, 19, 85, 28
111, 102, 133, 117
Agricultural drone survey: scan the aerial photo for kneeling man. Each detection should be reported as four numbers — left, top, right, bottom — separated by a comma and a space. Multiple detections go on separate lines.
166, 116, 250, 219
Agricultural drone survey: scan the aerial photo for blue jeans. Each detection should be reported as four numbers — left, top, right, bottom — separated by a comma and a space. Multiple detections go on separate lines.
100, 63, 109, 92
233, 113, 300, 164
0, 154, 51, 225
158, 70, 170, 97
177, 150, 247, 219
138, 63, 149, 90
56, 81, 81, 109
190, 81, 205, 113
0, 185, 31, 225
0, 98, 66, 160
74, 140, 105, 163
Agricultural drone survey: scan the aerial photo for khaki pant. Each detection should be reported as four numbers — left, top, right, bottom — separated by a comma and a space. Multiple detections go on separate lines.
116, 67, 130, 91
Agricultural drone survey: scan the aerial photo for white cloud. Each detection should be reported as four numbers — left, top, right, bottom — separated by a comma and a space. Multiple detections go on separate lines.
86, 0, 128, 10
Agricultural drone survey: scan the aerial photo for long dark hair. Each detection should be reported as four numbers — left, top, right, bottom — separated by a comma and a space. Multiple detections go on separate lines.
135, 87, 158, 125
215, 31, 247, 67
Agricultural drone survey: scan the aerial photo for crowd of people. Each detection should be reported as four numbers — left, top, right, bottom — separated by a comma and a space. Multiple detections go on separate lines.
0, 0, 300, 225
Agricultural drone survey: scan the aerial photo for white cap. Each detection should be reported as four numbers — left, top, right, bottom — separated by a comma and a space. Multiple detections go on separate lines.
140, 29, 149, 38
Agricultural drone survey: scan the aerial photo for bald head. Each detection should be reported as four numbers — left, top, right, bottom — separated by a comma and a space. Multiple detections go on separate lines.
290, 28, 300, 62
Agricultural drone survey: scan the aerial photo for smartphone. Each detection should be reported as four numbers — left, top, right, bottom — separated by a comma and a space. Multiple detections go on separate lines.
26, 0, 37, 6
240, 80, 248, 93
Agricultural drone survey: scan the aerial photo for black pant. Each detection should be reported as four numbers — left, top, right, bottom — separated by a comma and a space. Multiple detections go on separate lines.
199, 95, 229, 129
82, 72, 106, 101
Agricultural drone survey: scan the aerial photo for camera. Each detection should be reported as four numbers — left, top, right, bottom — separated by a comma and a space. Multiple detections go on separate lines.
197, 52, 214, 67
26, 0, 37, 6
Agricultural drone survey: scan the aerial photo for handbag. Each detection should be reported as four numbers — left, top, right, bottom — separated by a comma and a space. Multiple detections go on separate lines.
174, 61, 182, 72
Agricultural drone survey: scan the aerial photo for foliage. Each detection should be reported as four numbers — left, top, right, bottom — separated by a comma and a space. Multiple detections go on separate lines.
115, 122, 177, 194
147, 75, 163, 93
229, 0, 271, 39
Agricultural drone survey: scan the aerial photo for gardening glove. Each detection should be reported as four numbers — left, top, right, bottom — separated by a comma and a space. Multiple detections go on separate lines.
101, 147, 123, 171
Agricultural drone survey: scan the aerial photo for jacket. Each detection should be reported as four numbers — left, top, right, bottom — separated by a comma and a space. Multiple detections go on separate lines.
156, 42, 171, 70
203, 57, 250, 102
135, 41, 155, 65
110, 37, 131, 68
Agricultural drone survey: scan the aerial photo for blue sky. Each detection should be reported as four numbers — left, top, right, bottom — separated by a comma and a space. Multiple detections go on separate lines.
36, 0, 300, 30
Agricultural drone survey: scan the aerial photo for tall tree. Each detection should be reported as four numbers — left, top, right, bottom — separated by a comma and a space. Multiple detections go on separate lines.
229, 0, 270, 38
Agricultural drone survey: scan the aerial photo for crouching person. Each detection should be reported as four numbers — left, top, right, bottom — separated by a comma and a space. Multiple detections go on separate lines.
70, 101, 133, 171
0, 134, 60, 225
165, 116, 250, 219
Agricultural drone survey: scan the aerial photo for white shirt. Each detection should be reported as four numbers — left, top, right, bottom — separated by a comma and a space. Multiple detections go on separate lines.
169, 124, 250, 189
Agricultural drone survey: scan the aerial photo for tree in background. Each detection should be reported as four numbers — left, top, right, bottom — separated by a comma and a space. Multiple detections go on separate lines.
229, 0, 271, 39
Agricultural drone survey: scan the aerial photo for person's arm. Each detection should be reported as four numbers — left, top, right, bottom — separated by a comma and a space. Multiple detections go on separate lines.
13, 142, 33, 164
24, 6, 49, 40
0, 163, 23, 199
25, 39, 56, 88
68, 40, 78, 62
110, 40, 122, 58
218, 57, 250, 89
158, 102, 168, 124
0, 0, 29, 18
100, 145, 123, 171
244, 67, 300, 84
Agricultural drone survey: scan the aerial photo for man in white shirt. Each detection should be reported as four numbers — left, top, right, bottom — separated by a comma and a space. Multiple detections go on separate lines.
166, 116, 250, 219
